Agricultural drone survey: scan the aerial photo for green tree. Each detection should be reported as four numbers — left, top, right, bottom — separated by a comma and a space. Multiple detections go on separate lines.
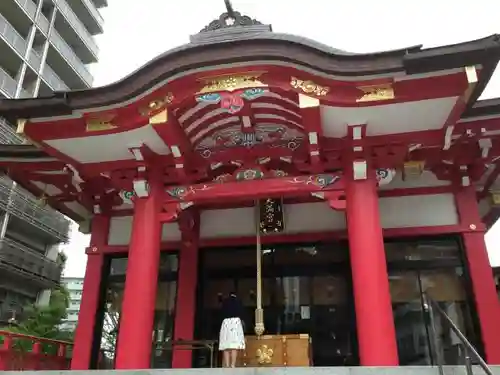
13, 286, 72, 341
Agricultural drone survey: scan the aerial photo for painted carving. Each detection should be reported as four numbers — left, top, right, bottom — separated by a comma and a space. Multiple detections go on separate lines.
256, 344, 274, 364
376, 168, 396, 186
235, 168, 264, 181
119, 190, 135, 204
195, 88, 267, 114
288, 174, 340, 189
212, 169, 287, 184
166, 185, 211, 200
290, 77, 329, 96
196, 124, 304, 158
356, 84, 395, 103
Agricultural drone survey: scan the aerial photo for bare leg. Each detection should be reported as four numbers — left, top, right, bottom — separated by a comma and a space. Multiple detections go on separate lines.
222, 350, 230, 368
230, 349, 238, 368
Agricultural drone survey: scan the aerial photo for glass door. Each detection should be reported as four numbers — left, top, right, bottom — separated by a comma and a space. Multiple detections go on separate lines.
194, 242, 358, 367
388, 270, 432, 365
386, 237, 479, 366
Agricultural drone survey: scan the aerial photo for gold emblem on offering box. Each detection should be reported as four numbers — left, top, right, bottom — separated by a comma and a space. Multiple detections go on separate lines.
290, 77, 329, 96
85, 114, 117, 132
197, 73, 267, 93
356, 84, 395, 102
256, 344, 274, 364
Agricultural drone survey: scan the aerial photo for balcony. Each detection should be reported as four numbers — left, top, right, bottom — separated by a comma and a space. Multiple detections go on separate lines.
66, 0, 104, 35
43, 63, 70, 91
53, 0, 100, 62
91, 0, 108, 8
0, 118, 25, 145
0, 237, 62, 283
49, 27, 93, 88
0, 178, 70, 242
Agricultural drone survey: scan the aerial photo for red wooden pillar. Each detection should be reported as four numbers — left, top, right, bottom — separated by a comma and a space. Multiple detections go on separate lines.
455, 186, 500, 363
71, 215, 109, 370
172, 212, 200, 368
346, 175, 399, 366
115, 184, 162, 369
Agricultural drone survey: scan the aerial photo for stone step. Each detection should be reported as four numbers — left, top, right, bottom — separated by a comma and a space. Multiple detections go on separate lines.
3, 366, 500, 375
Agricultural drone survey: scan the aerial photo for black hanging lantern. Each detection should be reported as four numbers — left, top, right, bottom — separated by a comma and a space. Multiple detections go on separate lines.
258, 198, 284, 234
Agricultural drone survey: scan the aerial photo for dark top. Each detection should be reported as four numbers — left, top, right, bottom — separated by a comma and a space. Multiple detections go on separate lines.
221, 295, 244, 320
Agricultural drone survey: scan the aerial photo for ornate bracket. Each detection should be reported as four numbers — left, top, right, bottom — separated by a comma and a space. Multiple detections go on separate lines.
159, 203, 183, 223
312, 191, 346, 211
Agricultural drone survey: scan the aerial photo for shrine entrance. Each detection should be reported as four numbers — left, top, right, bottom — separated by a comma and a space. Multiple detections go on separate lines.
194, 242, 359, 367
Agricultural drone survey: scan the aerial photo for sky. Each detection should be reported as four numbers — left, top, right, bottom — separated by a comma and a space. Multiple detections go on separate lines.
62, 0, 500, 277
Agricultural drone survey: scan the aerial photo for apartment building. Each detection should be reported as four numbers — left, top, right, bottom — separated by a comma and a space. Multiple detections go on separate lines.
60, 277, 83, 331
0, 0, 107, 324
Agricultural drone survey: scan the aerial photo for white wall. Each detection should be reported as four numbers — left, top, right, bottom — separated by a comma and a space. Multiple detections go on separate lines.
108, 193, 458, 244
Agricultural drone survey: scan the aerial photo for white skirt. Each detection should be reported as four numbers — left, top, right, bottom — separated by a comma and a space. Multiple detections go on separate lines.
219, 317, 245, 351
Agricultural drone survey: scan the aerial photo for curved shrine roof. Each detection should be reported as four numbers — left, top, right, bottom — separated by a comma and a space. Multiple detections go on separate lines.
1, 3, 500, 225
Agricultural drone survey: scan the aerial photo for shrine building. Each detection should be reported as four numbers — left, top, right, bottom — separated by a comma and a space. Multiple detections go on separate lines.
0, 3, 500, 371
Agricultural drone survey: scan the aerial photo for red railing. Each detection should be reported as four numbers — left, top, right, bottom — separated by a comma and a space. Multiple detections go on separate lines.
0, 330, 73, 370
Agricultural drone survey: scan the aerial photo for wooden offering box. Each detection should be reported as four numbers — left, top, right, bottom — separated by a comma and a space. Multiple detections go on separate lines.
238, 334, 311, 367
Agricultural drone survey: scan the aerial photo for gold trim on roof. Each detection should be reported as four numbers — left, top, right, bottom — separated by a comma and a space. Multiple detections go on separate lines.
197, 73, 267, 93
150, 109, 168, 125
16, 119, 27, 135
85, 114, 117, 132
356, 84, 395, 103
290, 77, 329, 96
140, 93, 174, 116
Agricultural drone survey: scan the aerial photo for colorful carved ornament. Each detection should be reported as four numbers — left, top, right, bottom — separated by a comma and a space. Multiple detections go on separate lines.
166, 185, 211, 200
287, 174, 340, 189
235, 168, 265, 181
195, 125, 304, 159
119, 190, 135, 204
376, 168, 396, 186
195, 88, 267, 114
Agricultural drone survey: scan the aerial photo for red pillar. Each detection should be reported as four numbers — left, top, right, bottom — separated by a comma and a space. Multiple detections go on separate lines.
114, 185, 162, 369
172, 241, 199, 368
455, 186, 500, 363
71, 215, 109, 370
346, 175, 399, 366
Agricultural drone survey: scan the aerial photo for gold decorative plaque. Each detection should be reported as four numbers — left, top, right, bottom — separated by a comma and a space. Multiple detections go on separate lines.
198, 73, 267, 93
356, 84, 395, 102
290, 77, 329, 96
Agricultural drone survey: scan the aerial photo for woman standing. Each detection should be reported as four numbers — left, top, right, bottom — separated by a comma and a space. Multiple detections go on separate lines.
219, 292, 245, 368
